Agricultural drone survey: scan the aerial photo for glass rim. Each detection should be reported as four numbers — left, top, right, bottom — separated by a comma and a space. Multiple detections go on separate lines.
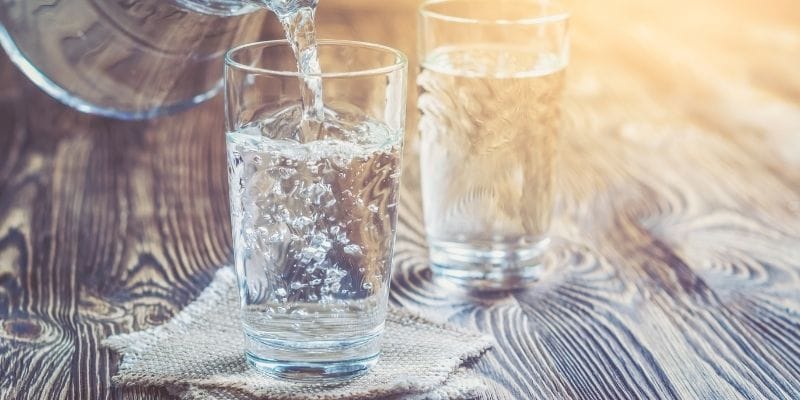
419, 0, 570, 25
225, 39, 408, 78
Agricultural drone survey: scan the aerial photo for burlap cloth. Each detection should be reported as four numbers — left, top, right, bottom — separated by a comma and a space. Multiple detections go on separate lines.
103, 267, 494, 400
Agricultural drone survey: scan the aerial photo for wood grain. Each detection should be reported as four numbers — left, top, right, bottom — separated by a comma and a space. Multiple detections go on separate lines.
2, 0, 800, 399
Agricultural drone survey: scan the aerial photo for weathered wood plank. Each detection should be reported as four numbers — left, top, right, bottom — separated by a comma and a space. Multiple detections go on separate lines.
1, 0, 799, 399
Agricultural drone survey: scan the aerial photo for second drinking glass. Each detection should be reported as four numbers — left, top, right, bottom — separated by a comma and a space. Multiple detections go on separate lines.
225, 40, 407, 381
418, 0, 570, 290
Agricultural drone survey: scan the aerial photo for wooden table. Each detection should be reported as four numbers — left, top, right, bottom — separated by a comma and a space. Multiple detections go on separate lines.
2, 0, 799, 398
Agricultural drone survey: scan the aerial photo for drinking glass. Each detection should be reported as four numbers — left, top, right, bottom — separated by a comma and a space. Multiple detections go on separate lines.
225, 40, 407, 380
418, 0, 569, 290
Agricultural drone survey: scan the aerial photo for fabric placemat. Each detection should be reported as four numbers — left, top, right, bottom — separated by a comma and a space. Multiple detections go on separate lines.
103, 267, 494, 400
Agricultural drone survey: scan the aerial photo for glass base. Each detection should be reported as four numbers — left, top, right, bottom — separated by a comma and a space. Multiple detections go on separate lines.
429, 238, 550, 291
246, 353, 379, 382
243, 329, 382, 382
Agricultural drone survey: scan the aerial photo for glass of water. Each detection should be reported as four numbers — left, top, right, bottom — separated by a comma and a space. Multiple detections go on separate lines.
225, 40, 407, 381
418, 1, 569, 290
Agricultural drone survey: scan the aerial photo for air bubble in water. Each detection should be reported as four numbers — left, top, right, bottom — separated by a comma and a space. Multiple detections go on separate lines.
227, 107, 402, 353
343, 244, 362, 255
291, 216, 313, 229
277, 167, 294, 179
290, 307, 308, 317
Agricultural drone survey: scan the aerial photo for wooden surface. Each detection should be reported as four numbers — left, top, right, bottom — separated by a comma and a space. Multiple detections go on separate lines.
2, 0, 800, 398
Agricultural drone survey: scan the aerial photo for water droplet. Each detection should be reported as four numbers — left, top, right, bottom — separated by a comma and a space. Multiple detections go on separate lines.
310, 279, 322, 286
329, 226, 340, 235
290, 282, 305, 290
361, 282, 373, 290
275, 288, 287, 297
368, 204, 379, 213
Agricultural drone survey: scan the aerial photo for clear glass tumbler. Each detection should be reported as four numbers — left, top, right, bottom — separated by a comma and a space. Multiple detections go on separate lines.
225, 40, 407, 381
418, 1, 569, 290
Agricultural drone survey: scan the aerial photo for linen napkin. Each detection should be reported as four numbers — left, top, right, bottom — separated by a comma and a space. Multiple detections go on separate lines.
104, 267, 494, 400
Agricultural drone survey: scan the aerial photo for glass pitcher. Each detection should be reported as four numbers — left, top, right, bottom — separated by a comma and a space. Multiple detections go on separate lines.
0, 0, 279, 120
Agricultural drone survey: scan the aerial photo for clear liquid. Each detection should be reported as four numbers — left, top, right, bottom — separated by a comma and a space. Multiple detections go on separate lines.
227, 106, 402, 351
261, 0, 325, 125
419, 46, 565, 269
233, 0, 401, 376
